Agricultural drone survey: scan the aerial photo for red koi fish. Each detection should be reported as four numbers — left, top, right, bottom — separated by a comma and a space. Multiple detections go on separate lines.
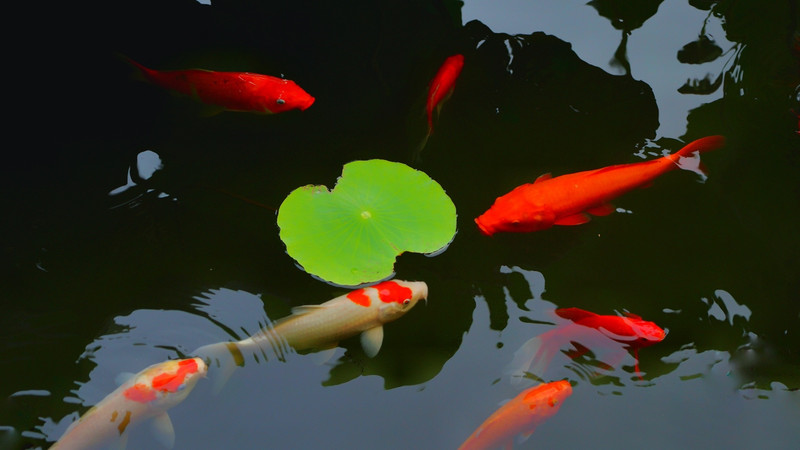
123, 56, 315, 114
556, 307, 665, 378
51, 358, 206, 449
475, 135, 726, 236
507, 309, 665, 383
426, 54, 464, 134
459, 380, 572, 450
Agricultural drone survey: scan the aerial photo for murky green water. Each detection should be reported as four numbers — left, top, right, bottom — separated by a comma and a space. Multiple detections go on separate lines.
3, 0, 799, 448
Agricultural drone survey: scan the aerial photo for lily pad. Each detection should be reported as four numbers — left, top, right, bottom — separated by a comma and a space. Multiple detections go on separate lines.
277, 159, 456, 286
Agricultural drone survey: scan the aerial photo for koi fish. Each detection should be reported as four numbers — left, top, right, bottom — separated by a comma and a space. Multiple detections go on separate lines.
555, 307, 665, 378
122, 56, 315, 114
194, 280, 428, 387
507, 308, 665, 383
51, 357, 206, 450
426, 54, 464, 134
475, 135, 726, 236
458, 380, 572, 450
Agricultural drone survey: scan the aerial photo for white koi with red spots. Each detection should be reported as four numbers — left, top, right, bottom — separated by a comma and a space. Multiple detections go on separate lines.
193, 280, 427, 382
51, 357, 206, 450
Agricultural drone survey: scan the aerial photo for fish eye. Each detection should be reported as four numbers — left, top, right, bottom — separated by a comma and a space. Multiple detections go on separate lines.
276, 98, 286, 105
402, 299, 411, 305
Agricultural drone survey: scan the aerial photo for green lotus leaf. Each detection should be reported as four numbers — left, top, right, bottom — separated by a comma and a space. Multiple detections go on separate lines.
277, 159, 457, 286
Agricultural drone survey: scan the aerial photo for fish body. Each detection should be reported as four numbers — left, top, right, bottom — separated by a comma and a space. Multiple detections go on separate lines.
241, 280, 428, 356
556, 307, 665, 378
124, 57, 315, 113
426, 54, 464, 133
193, 280, 428, 386
51, 358, 207, 450
459, 380, 572, 450
506, 309, 665, 383
475, 135, 726, 236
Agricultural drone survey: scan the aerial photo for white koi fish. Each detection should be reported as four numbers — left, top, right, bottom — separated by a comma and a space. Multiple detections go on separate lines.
51, 357, 206, 450
194, 280, 427, 383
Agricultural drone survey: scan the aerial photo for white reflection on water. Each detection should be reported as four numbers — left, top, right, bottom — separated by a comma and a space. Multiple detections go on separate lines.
462, 0, 734, 138
702, 289, 752, 326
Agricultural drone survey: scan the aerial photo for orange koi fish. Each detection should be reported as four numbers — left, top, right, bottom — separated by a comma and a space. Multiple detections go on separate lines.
51, 358, 206, 450
193, 280, 427, 387
426, 54, 464, 134
123, 57, 315, 114
555, 307, 665, 378
459, 380, 572, 450
475, 135, 726, 236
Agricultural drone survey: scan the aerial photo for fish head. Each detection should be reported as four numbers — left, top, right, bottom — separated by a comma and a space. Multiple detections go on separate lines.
372, 280, 428, 323
266, 79, 315, 113
627, 318, 666, 348
124, 357, 207, 409
475, 192, 555, 236
522, 380, 572, 418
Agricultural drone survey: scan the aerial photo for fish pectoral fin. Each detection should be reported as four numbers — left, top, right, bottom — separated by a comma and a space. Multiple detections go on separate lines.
554, 213, 591, 226
534, 173, 552, 183
586, 203, 615, 217
151, 412, 176, 449
309, 346, 339, 365
360, 326, 384, 358
517, 429, 535, 445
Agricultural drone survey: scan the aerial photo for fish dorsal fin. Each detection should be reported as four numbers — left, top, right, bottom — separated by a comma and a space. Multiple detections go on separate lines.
623, 311, 642, 320
586, 204, 615, 217
360, 326, 384, 358
290, 304, 326, 316
151, 412, 175, 449
555, 307, 597, 322
534, 173, 552, 184
554, 213, 591, 226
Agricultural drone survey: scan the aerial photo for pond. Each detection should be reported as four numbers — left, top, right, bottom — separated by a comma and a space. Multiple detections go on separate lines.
2, 0, 799, 448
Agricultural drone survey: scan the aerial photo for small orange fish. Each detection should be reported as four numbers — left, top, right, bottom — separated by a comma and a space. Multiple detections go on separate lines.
475, 135, 726, 236
426, 54, 464, 134
123, 56, 315, 113
459, 380, 572, 450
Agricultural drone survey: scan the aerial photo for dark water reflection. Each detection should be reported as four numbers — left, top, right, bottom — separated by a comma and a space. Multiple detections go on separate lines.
2, 0, 799, 448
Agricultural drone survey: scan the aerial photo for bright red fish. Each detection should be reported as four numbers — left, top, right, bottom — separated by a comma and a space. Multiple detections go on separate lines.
475, 135, 726, 236
556, 307, 665, 378
426, 54, 464, 133
459, 380, 572, 450
123, 56, 315, 114
506, 308, 665, 383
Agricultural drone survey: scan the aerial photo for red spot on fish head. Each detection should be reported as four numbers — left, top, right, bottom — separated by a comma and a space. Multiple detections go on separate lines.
151, 359, 200, 393
123, 383, 157, 403
347, 288, 371, 307
373, 281, 413, 305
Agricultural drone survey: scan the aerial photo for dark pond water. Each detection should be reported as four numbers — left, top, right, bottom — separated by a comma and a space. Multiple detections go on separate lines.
3, 0, 799, 449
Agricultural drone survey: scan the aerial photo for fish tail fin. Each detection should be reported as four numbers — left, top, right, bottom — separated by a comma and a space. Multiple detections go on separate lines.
675, 135, 726, 159
670, 135, 725, 179
114, 52, 154, 82
505, 334, 556, 385
191, 342, 245, 394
